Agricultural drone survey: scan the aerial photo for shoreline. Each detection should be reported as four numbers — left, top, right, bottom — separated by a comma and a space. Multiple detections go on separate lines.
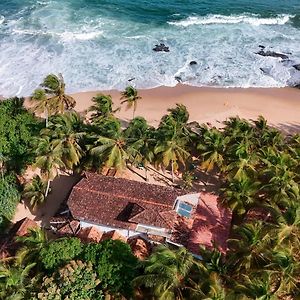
70, 85, 300, 133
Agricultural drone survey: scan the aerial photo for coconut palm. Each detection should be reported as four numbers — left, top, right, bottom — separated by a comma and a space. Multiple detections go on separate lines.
266, 248, 300, 296
154, 124, 190, 182
0, 261, 36, 300
88, 94, 118, 123
120, 86, 141, 119
228, 222, 273, 272
134, 245, 195, 300
125, 117, 156, 179
90, 118, 129, 172
30, 89, 53, 127
22, 175, 47, 209
36, 73, 76, 115
16, 227, 48, 265
261, 151, 299, 205
220, 177, 261, 221
197, 127, 228, 172
33, 136, 64, 196
234, 272, 279, 300
42, 112, 85, 170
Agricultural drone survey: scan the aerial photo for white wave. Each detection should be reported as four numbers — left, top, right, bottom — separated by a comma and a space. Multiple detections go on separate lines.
59, 31, 103, 41
0, 15, 5, 25
12, 28, 103, 41
168, 14, 293, 27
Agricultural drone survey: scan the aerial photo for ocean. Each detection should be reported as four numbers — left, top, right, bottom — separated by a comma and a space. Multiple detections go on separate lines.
0, 0, 300, 96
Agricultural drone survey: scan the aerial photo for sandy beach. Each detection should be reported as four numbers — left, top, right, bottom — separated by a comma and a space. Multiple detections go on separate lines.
71, 85, 300, 133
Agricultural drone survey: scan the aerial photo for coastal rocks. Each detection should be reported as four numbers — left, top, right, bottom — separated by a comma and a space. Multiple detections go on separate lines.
153, 43, 170, 52
256, 49, 289, 60
293, 64, 300, 71
175, 76, 182, 83
189, 61, 197, 66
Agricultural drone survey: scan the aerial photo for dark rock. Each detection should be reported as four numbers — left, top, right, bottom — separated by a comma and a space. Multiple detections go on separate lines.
175, 76, 182, 83
153, 43, 170, 52
293, 64, 300, 71
128, 77, 135, 82
259, 45, 265, 49
256, 50, 288, 60
189, 61, 197, 66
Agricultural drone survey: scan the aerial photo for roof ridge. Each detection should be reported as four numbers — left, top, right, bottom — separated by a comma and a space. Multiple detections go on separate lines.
74, 186, 174, 208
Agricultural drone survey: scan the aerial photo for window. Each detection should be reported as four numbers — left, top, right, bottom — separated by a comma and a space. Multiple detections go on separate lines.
176, 201, 193, 218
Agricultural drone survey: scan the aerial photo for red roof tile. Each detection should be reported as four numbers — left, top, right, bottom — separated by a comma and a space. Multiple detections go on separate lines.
77, 227, 103, 243
68, 173, 184, 231
187, 192, 232, 254
101, 230, 127, 242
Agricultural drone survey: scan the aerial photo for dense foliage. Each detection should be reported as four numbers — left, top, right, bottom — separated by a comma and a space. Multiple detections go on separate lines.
0, 97, 41, 172
0, 76, 299, 299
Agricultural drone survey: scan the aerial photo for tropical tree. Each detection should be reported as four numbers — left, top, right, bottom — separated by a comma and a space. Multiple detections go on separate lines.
234, 272, 279, 300
197, 127, 228, 172
30, 89, 53, 127
90, 118, 129, 172
120, 86, 141, 119
134, 245, 195, 300
260, 151, 299, 206
42, 112, 85, 170
16, 227, 48, 265
22, 175, 47, 209
33, 73, 76, 115
0, 261, 36, 300
221, 177, 261, 221
88, 94, 117, 123
228, 222, 273, 272
33, 136, 64, 196
125, 117, 156, 180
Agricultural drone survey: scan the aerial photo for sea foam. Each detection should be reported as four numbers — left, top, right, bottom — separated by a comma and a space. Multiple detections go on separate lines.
168, 14, 293, 27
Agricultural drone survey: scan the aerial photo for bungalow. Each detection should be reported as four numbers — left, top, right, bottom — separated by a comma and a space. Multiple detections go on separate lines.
67, 173, 231, 253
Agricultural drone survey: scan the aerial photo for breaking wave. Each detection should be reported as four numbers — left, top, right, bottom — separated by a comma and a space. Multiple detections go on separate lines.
168, 14, 293, 27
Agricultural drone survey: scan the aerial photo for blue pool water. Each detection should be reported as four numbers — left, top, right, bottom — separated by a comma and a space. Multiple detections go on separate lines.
0, 0, 300, 96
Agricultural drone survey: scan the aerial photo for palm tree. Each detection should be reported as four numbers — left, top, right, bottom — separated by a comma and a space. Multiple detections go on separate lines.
125, 117, 156, 180
90, 118, 129, 172
30, 89, 53, 127
22, 175, 47, 209
220, 177, 261, 222
197, 127, 228, 172
88, 94, 118, 123
16, 227, 48, 265
134, 245, 195, 300
154, 127, 190, 183
42, 112, 85, 170
120, 86, 141, 119
234, 272, 279, 300
35, 73, 76, 115
228, 222, 273, 272
0, 261, 36, 300
33, 136, 64, 196
260, 151, 299, 206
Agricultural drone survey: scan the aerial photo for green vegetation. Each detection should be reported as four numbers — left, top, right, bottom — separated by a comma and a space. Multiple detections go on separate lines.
0, 75, 299, 299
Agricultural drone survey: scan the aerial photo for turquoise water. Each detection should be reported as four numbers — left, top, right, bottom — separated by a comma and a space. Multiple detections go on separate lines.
0, 0, 300, 96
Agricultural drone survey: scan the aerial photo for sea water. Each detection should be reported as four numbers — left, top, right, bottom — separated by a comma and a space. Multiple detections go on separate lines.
0, 0, 300, 96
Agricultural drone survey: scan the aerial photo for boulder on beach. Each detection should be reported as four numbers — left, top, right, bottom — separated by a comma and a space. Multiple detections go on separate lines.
175, 76, 182, 83
153, 43, 170, 52
256, 50, 289, 60
293, 64, 300, 71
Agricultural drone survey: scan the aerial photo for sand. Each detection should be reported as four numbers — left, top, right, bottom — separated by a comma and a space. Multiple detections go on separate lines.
72, 85, 300, 133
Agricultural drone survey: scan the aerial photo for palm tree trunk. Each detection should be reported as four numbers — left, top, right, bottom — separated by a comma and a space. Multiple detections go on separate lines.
171, 161, 174, 183
45, 180, 51, 197
45, 108, 49, 128
145, 167, 148, 182
132, 108, 135, 119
